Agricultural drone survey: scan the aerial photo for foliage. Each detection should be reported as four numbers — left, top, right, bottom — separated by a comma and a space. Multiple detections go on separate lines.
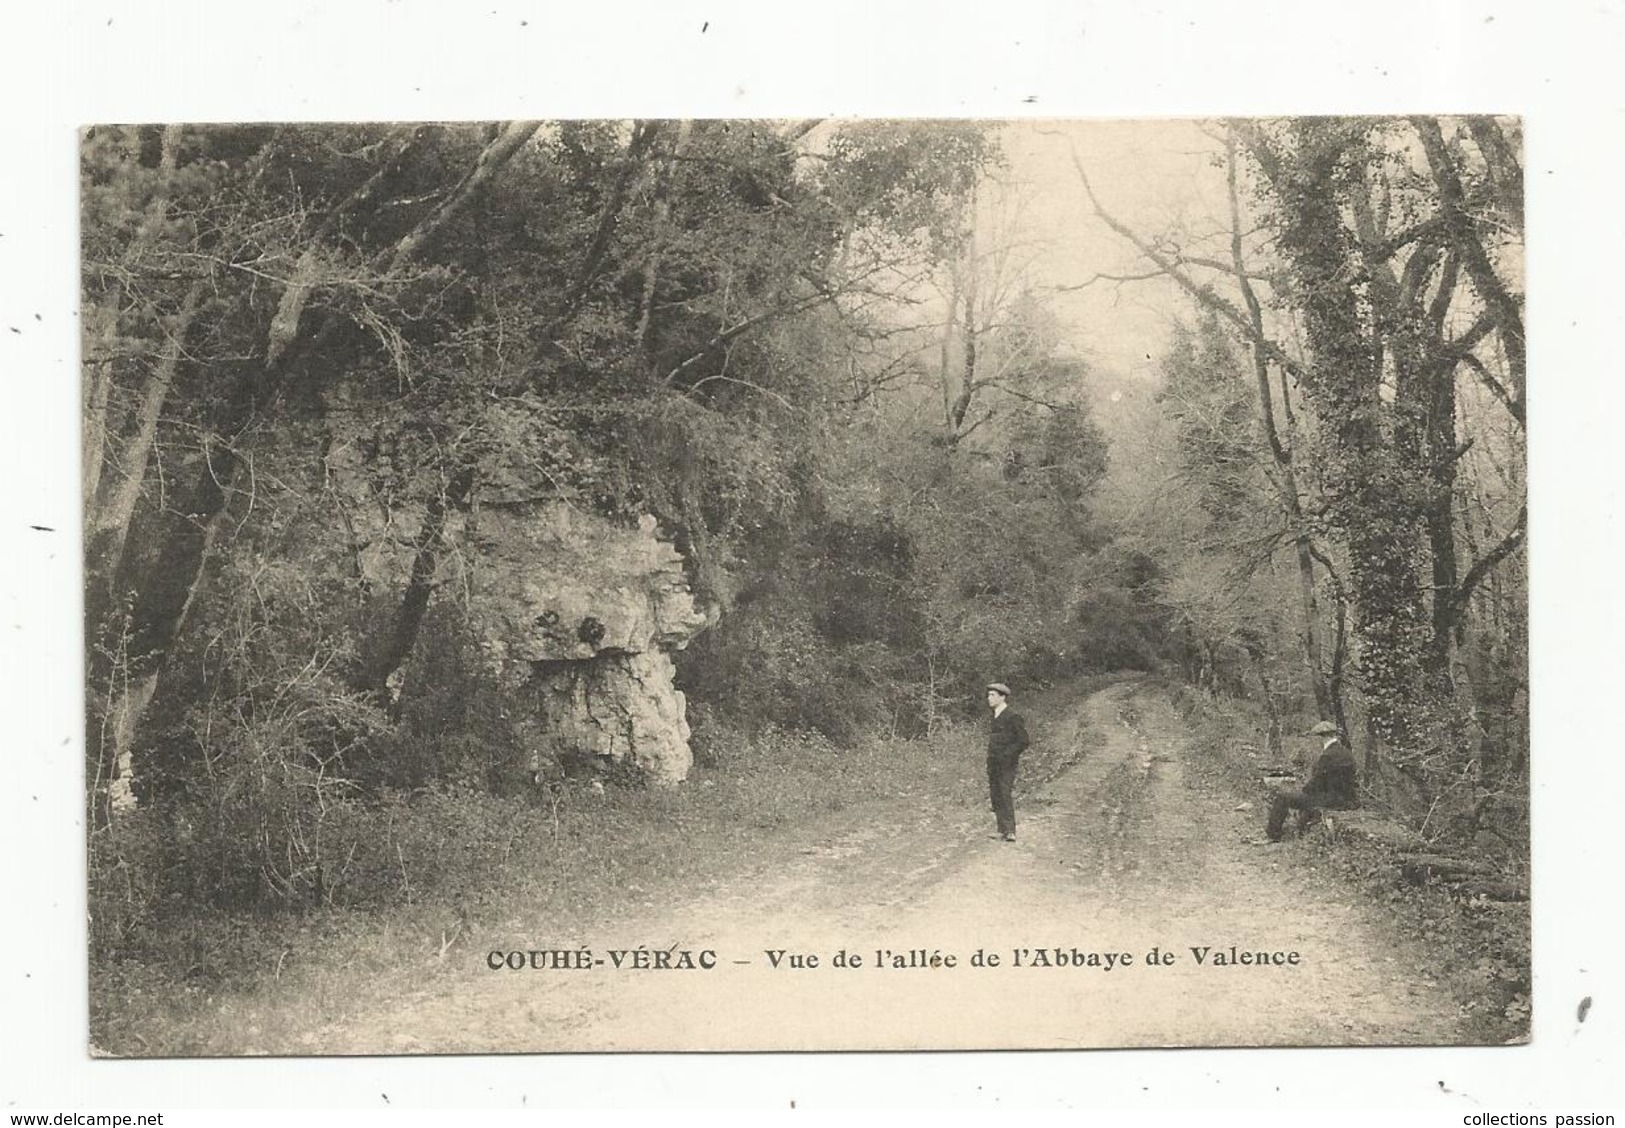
82, 118, 1003, 807
1157, 316, 1267, 533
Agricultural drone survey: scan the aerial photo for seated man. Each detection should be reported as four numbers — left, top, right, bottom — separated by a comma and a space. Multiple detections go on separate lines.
1266, 720, 1358, 842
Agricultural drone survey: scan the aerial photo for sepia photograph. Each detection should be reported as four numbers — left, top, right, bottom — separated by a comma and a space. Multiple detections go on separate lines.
80, 115, 1531, 1056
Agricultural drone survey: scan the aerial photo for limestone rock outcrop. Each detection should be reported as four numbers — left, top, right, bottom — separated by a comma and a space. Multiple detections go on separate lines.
530, 651, 694, 785
322, 403, 711, 784
467, 504, 710, 784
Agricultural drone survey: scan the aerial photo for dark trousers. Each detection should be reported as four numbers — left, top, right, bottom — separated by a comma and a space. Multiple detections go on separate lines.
987, 753, 1019, 836
1266, 789, 1321, 841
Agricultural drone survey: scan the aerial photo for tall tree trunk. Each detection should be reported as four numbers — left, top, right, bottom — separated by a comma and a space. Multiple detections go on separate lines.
1463, 116, 1524, 234
94, 437, 238, 820
1424, 354, 1462, 678
382, 122, 541, 271
953, 282, 977, 431
936, 270, 960, 433
1239, 120, 1434, 758
365, 464, 476, 711
1308, 543, 1354, 742
636, 121, 693, 357
948, 185, 980, 439
81, 307, 120, 510
1224, 134, 1333, 719
85, 284, 205, 613
1349, 177, 1462, 688
84, 123, 202, 622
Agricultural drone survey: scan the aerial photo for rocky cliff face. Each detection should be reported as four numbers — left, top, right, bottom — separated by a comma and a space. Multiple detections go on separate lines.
467, 504, 711, 784
325, 403, 712, 785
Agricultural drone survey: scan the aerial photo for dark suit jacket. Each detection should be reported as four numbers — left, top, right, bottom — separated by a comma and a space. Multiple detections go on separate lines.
988, 708, 1030, 760
1303, 738, 1358, 807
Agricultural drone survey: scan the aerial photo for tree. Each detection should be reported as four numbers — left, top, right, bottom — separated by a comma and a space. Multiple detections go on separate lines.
1235, 117, 1525, 786
1069, 116, 1526, 818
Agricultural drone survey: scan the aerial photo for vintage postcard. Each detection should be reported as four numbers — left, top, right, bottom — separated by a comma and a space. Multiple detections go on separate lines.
81, 116, 1528, 1055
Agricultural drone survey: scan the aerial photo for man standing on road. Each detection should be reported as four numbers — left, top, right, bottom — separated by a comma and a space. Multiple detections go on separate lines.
1265, 720, 1358, 842
986, 682, 1030, 842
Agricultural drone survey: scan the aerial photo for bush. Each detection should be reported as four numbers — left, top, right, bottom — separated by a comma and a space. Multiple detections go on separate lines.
678, 597, 899, 741
359, 607, 533, 793
1071, 585, 1168, 672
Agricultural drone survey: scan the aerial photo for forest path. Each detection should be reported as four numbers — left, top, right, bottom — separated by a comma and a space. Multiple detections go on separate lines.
315, 680, 1466, 1052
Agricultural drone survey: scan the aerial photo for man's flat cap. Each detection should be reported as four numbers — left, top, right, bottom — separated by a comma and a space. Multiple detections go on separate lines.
1307, 720, 1339, 736
987, 683, 1012, 697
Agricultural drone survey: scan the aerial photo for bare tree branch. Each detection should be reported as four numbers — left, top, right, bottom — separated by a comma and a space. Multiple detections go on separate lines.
1452, 503, 1527, 615
380, 121, 542, 273
1065, 140, 1314, 387
1459, 352, 1525, 426
952, 408, 997, 444
548, 120, 659, 336
661, 289, 836, 386
684, 373, 797, 411
1463, 116, 1524, 235
1050, 270, 1167, 290
1412, 116, 1526, 405
779, 119, 825, 145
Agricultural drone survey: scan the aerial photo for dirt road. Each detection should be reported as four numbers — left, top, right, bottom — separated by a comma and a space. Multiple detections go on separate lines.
316, 680, 1466, 1053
